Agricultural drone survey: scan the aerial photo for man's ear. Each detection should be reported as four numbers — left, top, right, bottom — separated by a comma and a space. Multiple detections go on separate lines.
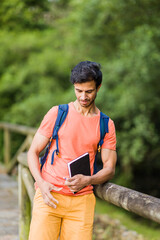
97, 84, 101, 92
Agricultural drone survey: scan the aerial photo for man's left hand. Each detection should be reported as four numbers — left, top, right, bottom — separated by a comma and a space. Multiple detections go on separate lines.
64, 174, 90, 192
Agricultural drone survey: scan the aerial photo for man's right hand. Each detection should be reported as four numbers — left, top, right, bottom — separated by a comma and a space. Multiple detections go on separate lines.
39, 180, 62, 208
27, 132, 63, 208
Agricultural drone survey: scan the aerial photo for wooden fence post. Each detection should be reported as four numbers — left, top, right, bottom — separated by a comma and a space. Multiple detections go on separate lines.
0, 122, 36, 172
18, 164, 32, 240
4, 128, 10, 164
7, 135, 33, 175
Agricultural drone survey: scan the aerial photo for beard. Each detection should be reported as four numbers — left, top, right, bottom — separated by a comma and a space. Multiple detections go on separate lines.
78, 93, 97, 108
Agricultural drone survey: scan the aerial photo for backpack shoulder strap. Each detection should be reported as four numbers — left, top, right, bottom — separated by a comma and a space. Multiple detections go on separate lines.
98, 112, 109, 151
40, 104, 69, 170
51, 104, 69, 164
94, 112, 109, 174
52, 104, 69, 139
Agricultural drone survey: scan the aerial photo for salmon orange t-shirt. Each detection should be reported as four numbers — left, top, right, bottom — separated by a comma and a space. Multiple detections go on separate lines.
36, 102, 116, 196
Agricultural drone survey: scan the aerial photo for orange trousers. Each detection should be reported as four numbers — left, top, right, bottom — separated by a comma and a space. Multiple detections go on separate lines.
29, 188, 96, 240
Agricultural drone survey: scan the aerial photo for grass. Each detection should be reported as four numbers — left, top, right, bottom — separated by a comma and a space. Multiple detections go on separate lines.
95, 197, 160, 240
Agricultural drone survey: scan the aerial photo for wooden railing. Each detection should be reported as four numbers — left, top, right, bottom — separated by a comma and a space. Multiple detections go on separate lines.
18, 152, 35, 240
0, 122, 160, 239
0, 122, 36, 174
95, 183, 160, 224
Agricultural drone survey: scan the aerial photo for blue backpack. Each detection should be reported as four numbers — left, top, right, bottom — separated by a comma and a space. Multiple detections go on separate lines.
40, 104, 109, 172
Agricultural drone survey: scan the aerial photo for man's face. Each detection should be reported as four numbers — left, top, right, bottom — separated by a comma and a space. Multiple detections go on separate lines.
74, 80, 101, 108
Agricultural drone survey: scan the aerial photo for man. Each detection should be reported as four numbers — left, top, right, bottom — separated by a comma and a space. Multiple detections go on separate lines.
27, 61, 117, 240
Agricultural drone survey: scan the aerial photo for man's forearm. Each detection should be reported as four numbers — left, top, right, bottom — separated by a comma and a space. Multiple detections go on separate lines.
89, 166, 115, 185
27, 150, 44, 186
65, 166, 115, 192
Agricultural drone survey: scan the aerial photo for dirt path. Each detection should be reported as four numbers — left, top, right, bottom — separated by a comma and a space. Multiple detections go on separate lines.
0, 174, 19, 240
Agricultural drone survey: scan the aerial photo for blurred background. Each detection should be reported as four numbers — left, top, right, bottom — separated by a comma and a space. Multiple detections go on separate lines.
0, 0, 160, 238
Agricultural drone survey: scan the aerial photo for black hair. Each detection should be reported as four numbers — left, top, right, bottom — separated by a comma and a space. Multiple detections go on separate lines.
70, 61, 102, 88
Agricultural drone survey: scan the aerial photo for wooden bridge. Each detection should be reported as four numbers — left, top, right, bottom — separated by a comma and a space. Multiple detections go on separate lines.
0, 173, 18, 240
0, 122, 160, 240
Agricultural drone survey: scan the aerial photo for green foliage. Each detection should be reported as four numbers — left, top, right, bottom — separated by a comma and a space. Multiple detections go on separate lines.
0, 30, 72, 126
103, 26, 160, 184
0, 0, 160, 195
0, 0, 49, 30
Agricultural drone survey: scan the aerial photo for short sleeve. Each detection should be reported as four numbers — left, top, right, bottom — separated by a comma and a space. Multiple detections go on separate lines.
101, 118, 116, 150
37, 106, 58, 138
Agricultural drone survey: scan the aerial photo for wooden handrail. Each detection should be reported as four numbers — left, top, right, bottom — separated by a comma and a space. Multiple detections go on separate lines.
0, 121, 37, 174
94, 183, 160, 224
0, 122, 36, 135
18, 153, 35, 240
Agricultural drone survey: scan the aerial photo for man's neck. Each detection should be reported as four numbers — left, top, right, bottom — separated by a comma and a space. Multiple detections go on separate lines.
73, 100, 99, 117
